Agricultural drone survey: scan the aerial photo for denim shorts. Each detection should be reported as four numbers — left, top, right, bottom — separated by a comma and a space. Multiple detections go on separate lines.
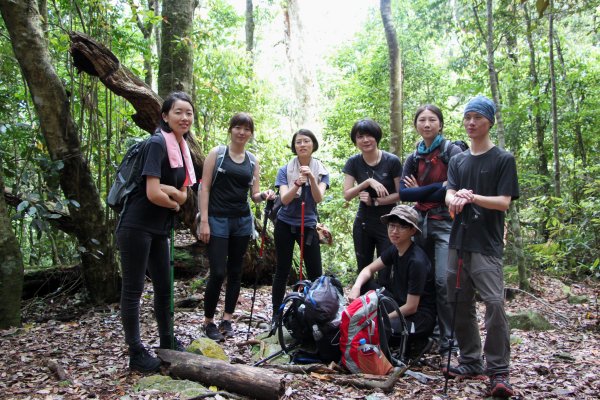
208, 214, 253, 238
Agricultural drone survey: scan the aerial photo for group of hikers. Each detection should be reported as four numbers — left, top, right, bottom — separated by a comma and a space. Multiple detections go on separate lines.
116, 91, 519, 398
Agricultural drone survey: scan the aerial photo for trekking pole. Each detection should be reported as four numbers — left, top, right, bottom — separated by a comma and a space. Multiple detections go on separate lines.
169, 227, 175, 350
299, 184, 306, 281
246, 198, 274, 341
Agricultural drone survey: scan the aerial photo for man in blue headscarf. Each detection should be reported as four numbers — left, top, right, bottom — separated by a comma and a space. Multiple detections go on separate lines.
443, 95, 520, 398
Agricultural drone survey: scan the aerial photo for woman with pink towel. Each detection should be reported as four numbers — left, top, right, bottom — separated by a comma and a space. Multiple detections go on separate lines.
117, 92, 196, 372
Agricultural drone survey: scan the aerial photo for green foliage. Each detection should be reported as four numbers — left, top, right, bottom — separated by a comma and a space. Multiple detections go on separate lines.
522, 164, 600, 278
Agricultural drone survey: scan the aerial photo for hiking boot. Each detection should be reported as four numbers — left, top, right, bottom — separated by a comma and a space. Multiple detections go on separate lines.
159, 336, 186, 352
489, 374, 515, 398
204, 322, 224, 342
444, 360, 485, 378
219, 320, 234, 338
129, 347, 161, 373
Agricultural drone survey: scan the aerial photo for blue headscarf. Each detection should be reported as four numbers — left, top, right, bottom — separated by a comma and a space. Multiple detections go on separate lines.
464, 95, 496, 125
417, 134, 444, 155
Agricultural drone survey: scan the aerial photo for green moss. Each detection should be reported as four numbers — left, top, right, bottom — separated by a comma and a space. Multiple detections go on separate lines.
507, 310, 555, 331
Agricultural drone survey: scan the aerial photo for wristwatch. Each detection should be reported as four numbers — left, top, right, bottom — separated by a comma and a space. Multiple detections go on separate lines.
373, 199, 379, 207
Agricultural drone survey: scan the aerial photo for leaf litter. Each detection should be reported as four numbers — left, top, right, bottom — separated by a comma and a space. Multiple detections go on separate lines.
1, 264, 598, 399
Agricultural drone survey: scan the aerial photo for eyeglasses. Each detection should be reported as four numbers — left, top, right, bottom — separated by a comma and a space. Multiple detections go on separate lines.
387, 222, 413, 232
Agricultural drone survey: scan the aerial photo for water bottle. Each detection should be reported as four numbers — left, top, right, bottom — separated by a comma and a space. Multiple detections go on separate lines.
358, 338, 379, 355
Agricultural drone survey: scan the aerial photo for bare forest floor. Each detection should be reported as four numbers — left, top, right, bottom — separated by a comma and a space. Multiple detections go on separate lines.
1, 241, 599, 400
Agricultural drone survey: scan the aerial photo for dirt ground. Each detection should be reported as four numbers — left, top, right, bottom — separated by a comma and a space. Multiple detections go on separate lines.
1, 267, 598, 399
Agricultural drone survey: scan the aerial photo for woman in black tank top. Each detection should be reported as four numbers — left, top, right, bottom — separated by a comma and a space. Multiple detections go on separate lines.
197, 113, 275, 341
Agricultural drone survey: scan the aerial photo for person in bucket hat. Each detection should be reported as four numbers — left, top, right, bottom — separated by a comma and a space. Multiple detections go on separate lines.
348, 205, 436, 360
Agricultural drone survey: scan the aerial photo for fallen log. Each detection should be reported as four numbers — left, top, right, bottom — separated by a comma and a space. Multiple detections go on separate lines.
329, 366, 408, 393
157, 349, 284, 400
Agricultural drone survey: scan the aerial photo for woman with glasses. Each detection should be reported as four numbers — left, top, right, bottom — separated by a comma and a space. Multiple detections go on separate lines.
271, 129, 329, 316
197, 112, 274, 341
343, 119, 401, 273
348, 205, 436, 360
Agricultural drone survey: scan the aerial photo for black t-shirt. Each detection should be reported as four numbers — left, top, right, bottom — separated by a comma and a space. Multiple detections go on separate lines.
447, 146, 519, 257
343, 151, 401, 218
378, 243, 436, 316
119, 134, 186, 235
209, 148, 253, 218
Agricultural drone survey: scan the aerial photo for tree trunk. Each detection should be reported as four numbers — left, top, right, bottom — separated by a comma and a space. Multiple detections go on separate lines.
0, 0, 120, 304
245, 0, 254, 53
158, 0, 195, 98
380, 0, 403, 158
282, 0, 320, 131
157, 349, 284, 400
548, 0, 561, 197
0, 159, 24, 329
523, 3, 549, 181
129, 0, 159, 86
553, 30, 586, 167
483, 0, 527, 290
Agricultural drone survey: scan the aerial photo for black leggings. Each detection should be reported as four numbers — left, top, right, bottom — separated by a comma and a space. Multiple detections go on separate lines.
117, 228, 171, 351
204, 235, 251, 319
272, 219, 322, 314
352, 215, 392, 273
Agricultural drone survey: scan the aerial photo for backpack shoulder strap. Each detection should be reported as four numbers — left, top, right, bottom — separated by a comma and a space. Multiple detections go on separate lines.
376, 292, 408, 366
211, 145, 228, 185
439, 139, 452, 164
245, 150, 257, 186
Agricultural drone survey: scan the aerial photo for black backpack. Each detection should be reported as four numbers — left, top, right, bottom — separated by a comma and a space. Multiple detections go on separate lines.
106, 132, 165, 213
411, 139, 469, 182
275, 275, 346, 363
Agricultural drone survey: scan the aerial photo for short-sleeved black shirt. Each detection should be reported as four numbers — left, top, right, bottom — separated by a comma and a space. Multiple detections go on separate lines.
378, 243, 436, 316
343, 151, 401, 218
447, 146, 519, 258
118, 134, 186, 235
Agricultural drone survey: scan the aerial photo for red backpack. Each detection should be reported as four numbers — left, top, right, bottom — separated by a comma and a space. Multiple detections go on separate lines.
340, 289, 408, 374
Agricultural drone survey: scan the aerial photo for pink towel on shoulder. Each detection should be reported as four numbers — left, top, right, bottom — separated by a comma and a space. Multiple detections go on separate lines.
161, 130, 197, 186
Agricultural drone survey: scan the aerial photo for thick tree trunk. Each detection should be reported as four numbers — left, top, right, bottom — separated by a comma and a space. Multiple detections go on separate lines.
158, 0, 195, 98
0, 0, 120, 304
483, 0, 527, 289
0, 159, 24, 329
157, 349, 284, 400
282, 0, 320, 131
380, 0, 403, 158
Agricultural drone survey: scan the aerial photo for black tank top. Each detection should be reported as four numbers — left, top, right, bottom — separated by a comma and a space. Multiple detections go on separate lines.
209, 148, 252, 217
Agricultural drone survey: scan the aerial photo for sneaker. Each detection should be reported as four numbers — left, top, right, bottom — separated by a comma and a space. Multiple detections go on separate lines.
489, 374, 515, 398
160, 336, 186, 352
204, 322, 224, 342
219, 320, 234, 338
444, 360, 485, 378
129, 347, 161, 373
